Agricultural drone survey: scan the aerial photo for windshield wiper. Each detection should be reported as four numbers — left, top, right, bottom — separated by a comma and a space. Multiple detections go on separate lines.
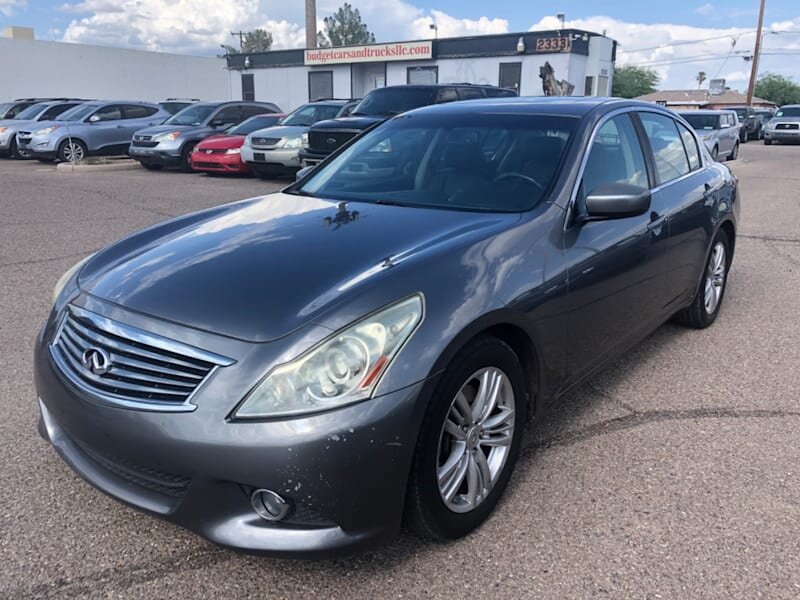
372, 199, 416, 207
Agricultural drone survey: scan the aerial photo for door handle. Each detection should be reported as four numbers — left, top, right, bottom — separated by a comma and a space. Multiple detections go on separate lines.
647, 212, 666, 233
703, 182, 716, 200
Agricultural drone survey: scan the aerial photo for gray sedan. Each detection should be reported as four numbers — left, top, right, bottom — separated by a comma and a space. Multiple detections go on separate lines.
678, 110, 740, 161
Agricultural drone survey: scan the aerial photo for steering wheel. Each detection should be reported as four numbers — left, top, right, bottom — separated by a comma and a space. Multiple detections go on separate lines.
493, 172, 545, 192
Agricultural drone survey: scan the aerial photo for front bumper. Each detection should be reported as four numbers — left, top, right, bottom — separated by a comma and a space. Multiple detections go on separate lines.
242, 145, 301, 169
129, 145, 183, 167
190, 151, 249, 173
298, 148, 332, 168
764, 129, 800, 141
34, 313, 427, 557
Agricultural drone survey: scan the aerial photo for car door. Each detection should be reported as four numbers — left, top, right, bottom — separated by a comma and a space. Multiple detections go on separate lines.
639, 112, 715, 307
85, 104, 125, 152
561, 111, 672, 385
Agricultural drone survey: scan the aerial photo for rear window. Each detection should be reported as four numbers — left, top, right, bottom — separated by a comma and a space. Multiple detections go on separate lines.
351, 88, 439, 117
680, 113, 719, 130
296, 113, 577, 212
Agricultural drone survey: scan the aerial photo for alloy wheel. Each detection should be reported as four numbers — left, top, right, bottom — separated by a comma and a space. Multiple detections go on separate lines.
436, 367, 515, 514
704, 241, 726, 314
63, 141, 85, 162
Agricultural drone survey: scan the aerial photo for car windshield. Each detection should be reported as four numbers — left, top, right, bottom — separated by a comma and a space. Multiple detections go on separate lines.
681, 114, 719, 130
294, 113, 577, 212
57, 104, 99, 121
282, 104, 342, 126
775, 106, 800, 118
165, 104, 216, 126
15, 103, 48, 120
733, 108, 748, 119
227, 115, 282, 135
351, 88, 438, 117
160, 102, 193, 115
0, 103, 12, 116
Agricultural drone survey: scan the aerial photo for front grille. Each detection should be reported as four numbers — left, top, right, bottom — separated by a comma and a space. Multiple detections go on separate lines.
134, 134, 152, 141
776, 123, 799, 130
131, 140, 158, 148
251, 137, 281, 147
75, 437, 191, 498
50, 305, 233, 411
308, 130, 357, 153
193, 161, 224, 169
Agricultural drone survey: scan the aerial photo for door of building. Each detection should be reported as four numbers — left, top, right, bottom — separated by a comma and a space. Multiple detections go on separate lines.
499, 62, 522, 93
351, 63, 386, 98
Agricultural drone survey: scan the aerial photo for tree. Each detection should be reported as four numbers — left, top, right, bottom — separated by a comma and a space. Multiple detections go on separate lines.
754, 73, 800, 106
221, 29, 273, 55
611, 65, 661, 98
317, 3, 376, 47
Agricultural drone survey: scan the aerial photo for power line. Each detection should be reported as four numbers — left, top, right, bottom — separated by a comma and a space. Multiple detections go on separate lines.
621, 31, 756, 54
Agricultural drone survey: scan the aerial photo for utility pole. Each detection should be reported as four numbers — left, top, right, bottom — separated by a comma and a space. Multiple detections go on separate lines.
305, 0, 317, 49
230, 30, 246, 50
746, 0, 766, 106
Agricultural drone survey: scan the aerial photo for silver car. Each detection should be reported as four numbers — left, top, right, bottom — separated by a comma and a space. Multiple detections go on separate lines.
0, 100, 85, 158
763, 104, 800, 145
18, 101, 169, 162
241, 99, 359, 179
678, 110, 740, 161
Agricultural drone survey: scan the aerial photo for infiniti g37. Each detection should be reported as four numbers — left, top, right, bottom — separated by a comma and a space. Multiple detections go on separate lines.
35, 98, 738, 557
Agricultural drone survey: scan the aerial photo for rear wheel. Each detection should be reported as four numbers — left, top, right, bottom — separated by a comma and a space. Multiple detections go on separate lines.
674, 229, 731, 329
727, 142, 739, 161
405, 336, 526, 541
58, 139, 87, 163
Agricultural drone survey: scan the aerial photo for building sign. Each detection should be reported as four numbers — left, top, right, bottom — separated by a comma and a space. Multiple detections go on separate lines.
305, 41, 433, 65
534, 36, 572, 53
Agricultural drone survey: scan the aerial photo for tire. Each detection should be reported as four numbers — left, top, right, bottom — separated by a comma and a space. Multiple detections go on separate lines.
140, 162, 163, 171
8, 137, 20, 159
57, 139, 87, 163
711, 146, 719, 161
179, 145, 193, 173
740, 130, 748, 143
673, 229, 731, 329
727, 142, 739, 161
764, 138, 773, 146
405, 336, 526, 541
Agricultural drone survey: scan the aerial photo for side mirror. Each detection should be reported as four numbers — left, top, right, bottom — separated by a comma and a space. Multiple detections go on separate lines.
584, 183, 651, 219
295, 165, 315, 181
88, 115, 100, 123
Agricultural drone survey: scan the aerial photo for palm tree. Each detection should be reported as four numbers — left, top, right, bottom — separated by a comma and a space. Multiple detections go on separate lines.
697, 71, 707, 89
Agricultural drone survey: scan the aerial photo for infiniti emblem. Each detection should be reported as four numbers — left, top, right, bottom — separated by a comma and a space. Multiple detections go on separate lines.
81, 347, 112, 376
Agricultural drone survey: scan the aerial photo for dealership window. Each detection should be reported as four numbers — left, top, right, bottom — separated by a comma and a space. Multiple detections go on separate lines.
584, 76, 594, 96
499, 63, 521, 93
309, 71, 333, 101
407, 66, 438, 85
241, 74, 255, 101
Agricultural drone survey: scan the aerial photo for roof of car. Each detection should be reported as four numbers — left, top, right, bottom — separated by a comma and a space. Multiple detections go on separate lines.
678, 109, 736, 115
403, 96, 652, 118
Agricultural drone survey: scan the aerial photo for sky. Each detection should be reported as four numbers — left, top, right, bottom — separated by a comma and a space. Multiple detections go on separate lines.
1, 0, 799, 90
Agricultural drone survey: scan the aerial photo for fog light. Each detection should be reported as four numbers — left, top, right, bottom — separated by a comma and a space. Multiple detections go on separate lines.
251, 488, 290, 521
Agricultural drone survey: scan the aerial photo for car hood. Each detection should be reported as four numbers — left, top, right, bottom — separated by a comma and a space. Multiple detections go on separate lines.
0, 118, 35, 129
250, 125, 306, 139
78, 193, 516, 342
196, 134, 245, 150
137, 124, 213, 136
310, 115, 385, 131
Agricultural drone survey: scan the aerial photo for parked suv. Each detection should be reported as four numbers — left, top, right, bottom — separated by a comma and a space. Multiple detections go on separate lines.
19, 101, 169, 162
299, 84, 517, 167
0, 100, 85, 158
763, 104, 800, 145
729, 106, 764, 141
0, 98, 74, 120
242, 98, 359, 178
678, 110, 740, 161
129, 101, 281, 171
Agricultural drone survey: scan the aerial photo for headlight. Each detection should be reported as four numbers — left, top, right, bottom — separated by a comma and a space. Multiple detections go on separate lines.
225, 147, 241, 155
301, 132, 309, 147
282, 136, 303, 149
233, 295, 424, 419
34, 126, 59, 137
52, 254, 94, 305
0, 127, 7, 134
153, 131, 181, 142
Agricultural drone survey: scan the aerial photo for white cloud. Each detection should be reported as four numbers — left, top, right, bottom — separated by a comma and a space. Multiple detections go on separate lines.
0, 0, 25, 17
411, 9, 508, 39
531, 14, 800, 90
694, 4, 714, 16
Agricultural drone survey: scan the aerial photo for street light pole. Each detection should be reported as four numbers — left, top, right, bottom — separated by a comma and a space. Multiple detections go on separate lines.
746, 0, 766, 106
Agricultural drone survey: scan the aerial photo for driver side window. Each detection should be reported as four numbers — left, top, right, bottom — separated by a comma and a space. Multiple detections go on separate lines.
581, 114, 648, 199
92, 105, 123, 122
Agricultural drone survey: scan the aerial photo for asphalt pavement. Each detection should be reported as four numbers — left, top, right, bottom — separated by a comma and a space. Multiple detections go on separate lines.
1, 146, 799, 599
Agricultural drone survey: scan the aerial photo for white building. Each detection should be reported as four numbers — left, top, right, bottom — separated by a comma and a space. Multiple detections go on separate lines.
0, 27, 231, 103
226, 30, 617, 112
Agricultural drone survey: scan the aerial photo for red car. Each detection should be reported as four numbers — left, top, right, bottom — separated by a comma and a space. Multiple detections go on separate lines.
190, 114, 285, 174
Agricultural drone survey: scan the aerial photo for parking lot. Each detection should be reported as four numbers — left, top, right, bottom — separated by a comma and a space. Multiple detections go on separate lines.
1, 143, 799, 598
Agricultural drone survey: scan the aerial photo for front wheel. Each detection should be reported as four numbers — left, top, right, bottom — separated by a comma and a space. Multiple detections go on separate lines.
179, 145, 193, 173
764, 138, 773, 146
58, 139, 87, 163
8, 137, 21, 159
727, 142, 739, 161
140, 162, 163, 171
673, 229, 731, 329
711, 146, 719, 161
405, 336, 526, 541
